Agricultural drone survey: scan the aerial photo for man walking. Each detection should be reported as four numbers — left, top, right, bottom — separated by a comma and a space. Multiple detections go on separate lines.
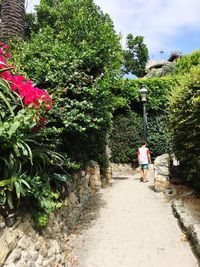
138, 142, 151, 182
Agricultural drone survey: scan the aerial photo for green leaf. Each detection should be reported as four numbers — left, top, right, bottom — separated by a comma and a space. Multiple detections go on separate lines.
7, 191, 14, 209
0, 91, 14, 116
51, 173, 71, 182
14, 180, 21, 199
0, 179, 11, 187
0, 67, 14, 73
21, 179, 31, 189
8, 121, 21, 138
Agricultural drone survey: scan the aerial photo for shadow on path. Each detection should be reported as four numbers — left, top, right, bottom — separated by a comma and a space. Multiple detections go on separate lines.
112, 176, 129, 180
74, 191, 107, 234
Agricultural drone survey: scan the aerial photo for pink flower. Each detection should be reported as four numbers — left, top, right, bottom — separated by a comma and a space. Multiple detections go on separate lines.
11, 75, 25, 91
3, 44, 9, 50
0, 58, 7, 67
1, 70, 13, 81
24, 87, 52, 110
18, 80, 33, 98
6, 52, 12, 59
0, 42, 53, 114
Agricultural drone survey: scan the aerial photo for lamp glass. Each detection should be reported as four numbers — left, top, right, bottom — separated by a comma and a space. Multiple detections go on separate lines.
139, 85, 148, 102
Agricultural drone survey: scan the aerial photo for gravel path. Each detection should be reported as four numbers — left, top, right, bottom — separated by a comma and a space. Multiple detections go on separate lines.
69, 169, 199, 267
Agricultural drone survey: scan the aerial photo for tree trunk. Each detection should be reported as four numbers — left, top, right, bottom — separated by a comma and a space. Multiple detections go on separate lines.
1, 0, 25, 39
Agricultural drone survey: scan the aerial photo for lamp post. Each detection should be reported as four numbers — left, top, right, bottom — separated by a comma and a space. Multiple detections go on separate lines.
139, 85, 148, 143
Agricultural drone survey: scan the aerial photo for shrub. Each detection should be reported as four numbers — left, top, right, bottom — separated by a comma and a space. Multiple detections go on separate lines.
13, 0, 123, 168
147, 115, 172, 158
168, 65, 200, 186
0, 43, 66, 224
110, 113, 172, 164
110, 113, 142, 164
112, 77, 177, 114
173, 49, 200, 75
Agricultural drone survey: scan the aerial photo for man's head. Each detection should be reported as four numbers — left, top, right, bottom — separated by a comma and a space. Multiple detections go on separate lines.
141, 139, 147, 146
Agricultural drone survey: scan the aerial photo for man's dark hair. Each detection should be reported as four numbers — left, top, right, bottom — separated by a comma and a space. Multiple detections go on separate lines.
141, 139, 147, 145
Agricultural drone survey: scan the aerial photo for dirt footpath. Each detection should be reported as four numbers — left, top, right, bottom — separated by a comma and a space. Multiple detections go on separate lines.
68, 168, 199, 267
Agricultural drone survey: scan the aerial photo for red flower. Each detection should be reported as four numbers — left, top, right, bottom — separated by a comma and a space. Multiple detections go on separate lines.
3, 44, 9, 50
6, 52, 12, 59
1, 70, 13, 81
0, 42, 53, 113
18, 80, 33, 97
0, 58, 7, 67
11, 75, 25, 91
24, 87, 52, 110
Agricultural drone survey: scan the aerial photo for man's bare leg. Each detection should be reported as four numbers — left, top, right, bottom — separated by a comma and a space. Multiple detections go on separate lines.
140, 169, 144, 181
143, 169, 148, 182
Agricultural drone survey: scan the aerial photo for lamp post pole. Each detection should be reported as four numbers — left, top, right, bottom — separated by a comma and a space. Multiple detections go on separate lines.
139, 85, 148, 143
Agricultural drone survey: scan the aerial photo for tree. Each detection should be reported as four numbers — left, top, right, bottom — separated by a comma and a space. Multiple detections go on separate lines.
14, 0, 123, 167
123, 34, 149, 78
0, 0, 25, 38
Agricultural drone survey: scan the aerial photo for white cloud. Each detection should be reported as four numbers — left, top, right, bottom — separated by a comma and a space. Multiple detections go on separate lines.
94, 0, 200, 55
25, 0, 40, 12
26, 0, 200, 56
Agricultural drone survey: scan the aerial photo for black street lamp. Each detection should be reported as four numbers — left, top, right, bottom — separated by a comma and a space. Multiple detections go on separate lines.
139, 85, 148, 142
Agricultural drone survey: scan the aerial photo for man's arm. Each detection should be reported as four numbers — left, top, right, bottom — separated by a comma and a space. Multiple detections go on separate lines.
148, 154, 151, 164
137, 149, 140, 165
147, 149, 151, 164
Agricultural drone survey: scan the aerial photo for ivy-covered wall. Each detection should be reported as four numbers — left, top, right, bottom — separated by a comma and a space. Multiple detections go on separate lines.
110, 77, 177, 163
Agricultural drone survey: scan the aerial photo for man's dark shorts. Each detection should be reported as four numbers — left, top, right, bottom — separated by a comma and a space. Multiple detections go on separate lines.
140, 164, 149, 169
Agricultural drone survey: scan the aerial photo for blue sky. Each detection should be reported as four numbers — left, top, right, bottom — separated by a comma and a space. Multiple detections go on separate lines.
26, 0, 200, 60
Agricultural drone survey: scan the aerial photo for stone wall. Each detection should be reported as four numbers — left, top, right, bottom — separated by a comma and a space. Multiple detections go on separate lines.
0, 161, 102, 267
154, 153, 179, 192
111, 163, 135, 178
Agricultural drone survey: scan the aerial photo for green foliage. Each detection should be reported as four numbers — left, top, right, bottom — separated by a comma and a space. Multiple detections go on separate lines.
34, 211, 49, 228
110, 113, 172, 164
27, 176, 62, 214
0, 68, 67, 221
123, 34, 149, 77
24, 12, 38, 39
13, 0, 123, 168
168, 66, 200, 186
112, 77, 178, 113
0, 74, 36, 209
110, 113, 142, 164
110, 76, 177, 163
0, 160, 31, 209
173, 49, 200, 75
147, 115, 172, 158
63, 126, 110, 170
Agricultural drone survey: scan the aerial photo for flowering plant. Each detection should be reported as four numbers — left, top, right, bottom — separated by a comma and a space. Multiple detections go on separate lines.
0, 42, 52, 117
0, 43, 58, 212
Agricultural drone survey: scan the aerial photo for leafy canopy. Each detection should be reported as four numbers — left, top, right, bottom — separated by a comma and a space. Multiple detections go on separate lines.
14, 0, 123, 167
123, 34, 149, 78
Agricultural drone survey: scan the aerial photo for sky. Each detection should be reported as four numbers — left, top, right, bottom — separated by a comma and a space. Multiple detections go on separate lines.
26, 0, 200, 60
